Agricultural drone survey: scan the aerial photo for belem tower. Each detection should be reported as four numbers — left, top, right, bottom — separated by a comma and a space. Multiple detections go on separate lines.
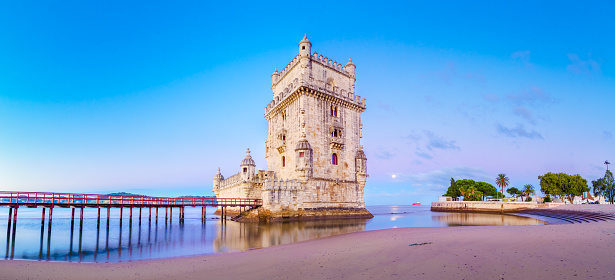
213, 35, 372, 221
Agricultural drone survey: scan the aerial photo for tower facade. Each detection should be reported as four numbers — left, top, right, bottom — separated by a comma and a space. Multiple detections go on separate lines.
213, 35, 370, 219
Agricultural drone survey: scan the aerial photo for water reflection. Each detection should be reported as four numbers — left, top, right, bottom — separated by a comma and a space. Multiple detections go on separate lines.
433, 213, 546, 226
214, 219, 367, 252
1, 206, 547, 262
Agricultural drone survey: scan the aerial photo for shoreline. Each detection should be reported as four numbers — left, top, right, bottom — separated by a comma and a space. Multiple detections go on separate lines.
1, 205, 614, 279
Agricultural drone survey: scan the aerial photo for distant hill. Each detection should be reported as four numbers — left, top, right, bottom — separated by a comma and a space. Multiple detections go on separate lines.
108, 192, 147, 197
177, 195, 216, 198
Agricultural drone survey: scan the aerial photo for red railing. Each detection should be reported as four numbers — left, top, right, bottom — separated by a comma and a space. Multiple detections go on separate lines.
0, 191, 262, 208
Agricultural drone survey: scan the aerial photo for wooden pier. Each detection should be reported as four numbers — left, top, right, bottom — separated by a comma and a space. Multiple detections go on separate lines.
1, 190, 261, 232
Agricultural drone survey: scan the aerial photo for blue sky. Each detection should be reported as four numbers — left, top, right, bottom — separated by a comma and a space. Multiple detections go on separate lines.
0, 1, 613, 204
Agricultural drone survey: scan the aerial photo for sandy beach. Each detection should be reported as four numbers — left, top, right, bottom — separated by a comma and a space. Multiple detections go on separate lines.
1, 205, 614, 280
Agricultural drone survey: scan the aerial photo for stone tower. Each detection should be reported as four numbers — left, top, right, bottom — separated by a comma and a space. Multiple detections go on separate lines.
214, 35, 371, 220
263, 35, 368, 211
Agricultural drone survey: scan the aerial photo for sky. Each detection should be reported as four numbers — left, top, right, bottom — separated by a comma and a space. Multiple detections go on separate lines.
0, 1, 613, 204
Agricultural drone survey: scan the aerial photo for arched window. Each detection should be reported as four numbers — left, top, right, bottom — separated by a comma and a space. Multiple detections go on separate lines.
330, 105, 334, 116
282, 156, 286, 167
332, 153, 338, 165
334, 106, 338, 117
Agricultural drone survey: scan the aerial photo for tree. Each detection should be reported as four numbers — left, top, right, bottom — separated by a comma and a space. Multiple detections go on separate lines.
458, 184, 483, 201
538, 172, 588, 203
522, 184, 535, 201
443, 178, 461, 200
592, 178, 606, 199
604, 170, 614, 204
496, 173, 510, 199
474, 181, 497, 201
562, 174, 588, 204
538, 172, 564, 201
506, 187, 522, 200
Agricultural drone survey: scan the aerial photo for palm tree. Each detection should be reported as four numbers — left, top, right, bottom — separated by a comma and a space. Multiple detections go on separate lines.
496, 173, 510, 199
523, 184, 535, 201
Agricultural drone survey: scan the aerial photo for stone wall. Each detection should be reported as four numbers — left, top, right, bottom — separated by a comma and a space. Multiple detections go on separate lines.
431, 201, 563, 213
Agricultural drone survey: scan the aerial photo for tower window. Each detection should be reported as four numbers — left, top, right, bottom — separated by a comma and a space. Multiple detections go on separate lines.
302, 46, 305, 50
282, 156, 286, 167
332, 153, 338, 165
299, 152, 304, 158
243, 168, 247, 173
330, 105, 338, 117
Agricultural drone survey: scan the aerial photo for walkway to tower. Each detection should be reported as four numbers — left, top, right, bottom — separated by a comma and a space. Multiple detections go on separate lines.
0, 190, 261, 226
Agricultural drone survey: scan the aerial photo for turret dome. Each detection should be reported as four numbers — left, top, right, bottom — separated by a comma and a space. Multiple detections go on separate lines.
240, 148, 256, 166
214, 167, 224, 180
355, 149, 367, 159
295, 138, 312, 151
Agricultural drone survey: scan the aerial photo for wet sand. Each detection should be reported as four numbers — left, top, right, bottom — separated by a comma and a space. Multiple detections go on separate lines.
1, 205, 614, 280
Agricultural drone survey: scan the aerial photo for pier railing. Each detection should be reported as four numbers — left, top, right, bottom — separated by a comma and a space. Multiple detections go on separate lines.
0, 191, 262, 208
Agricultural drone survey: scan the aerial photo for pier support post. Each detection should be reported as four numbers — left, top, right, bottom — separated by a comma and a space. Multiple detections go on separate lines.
165, 207, 168, 223
107, 208, 110, 226
5, 208, 12, 258
71, 208, 75, 229
97, 208, 101, 228
80, 207, 84, 227
149, 207, 151, 223
120, 207, 123, 226
139, 208, 142, 225
156, 207, 158, 224
41, 208, 46, 229
170, 208, 173, 223
39, 208, 45, 259
130, 207, 133, 224
48, 207, 53, 227
11, 207, 18, 258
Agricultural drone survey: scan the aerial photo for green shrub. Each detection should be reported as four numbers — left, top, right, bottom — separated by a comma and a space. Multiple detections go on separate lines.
543, 196, 552, 203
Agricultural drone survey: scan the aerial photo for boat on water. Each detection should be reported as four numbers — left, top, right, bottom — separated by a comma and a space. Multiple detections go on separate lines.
412, 202, 421, 205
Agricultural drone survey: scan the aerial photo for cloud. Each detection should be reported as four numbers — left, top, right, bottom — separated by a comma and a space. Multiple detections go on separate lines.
375, 149, 393, 160
496, 124, 543, 139
415, 151, 433, 160
512, 50, 532, 68
424, 95, 441, 106
483, 93, 499, 102
425, 130, 460, 151
506, 86, 556, 106
377, 102, 391, 111
567, 53, 601, 75
396, 166, 492, 194
604, 131, 613, 139
512, 106, 536, 125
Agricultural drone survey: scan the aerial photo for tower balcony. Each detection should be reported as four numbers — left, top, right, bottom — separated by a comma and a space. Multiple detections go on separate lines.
329, 137, 344, 150
276, 140, 286, 154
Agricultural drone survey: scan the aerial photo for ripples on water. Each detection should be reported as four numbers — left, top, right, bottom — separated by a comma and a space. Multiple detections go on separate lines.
0, 205, 545, 262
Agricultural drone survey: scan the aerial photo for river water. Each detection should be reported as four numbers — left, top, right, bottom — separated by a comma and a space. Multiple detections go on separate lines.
0, 205, 545, 262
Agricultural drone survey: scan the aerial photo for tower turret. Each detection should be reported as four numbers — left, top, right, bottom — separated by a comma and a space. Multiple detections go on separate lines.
345, 57, 356, 77
213, 167, 224, 196
271, 67, 279, 86
240, 148, 256, 181
299, 34, 311, 57
294, 133, 313, 182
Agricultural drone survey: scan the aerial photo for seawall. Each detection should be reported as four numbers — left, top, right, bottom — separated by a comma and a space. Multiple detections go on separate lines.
431, 201, 564, 213
237, 208, 374, 222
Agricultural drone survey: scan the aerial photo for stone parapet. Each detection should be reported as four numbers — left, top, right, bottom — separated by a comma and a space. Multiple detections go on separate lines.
219, 172, 243, 189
